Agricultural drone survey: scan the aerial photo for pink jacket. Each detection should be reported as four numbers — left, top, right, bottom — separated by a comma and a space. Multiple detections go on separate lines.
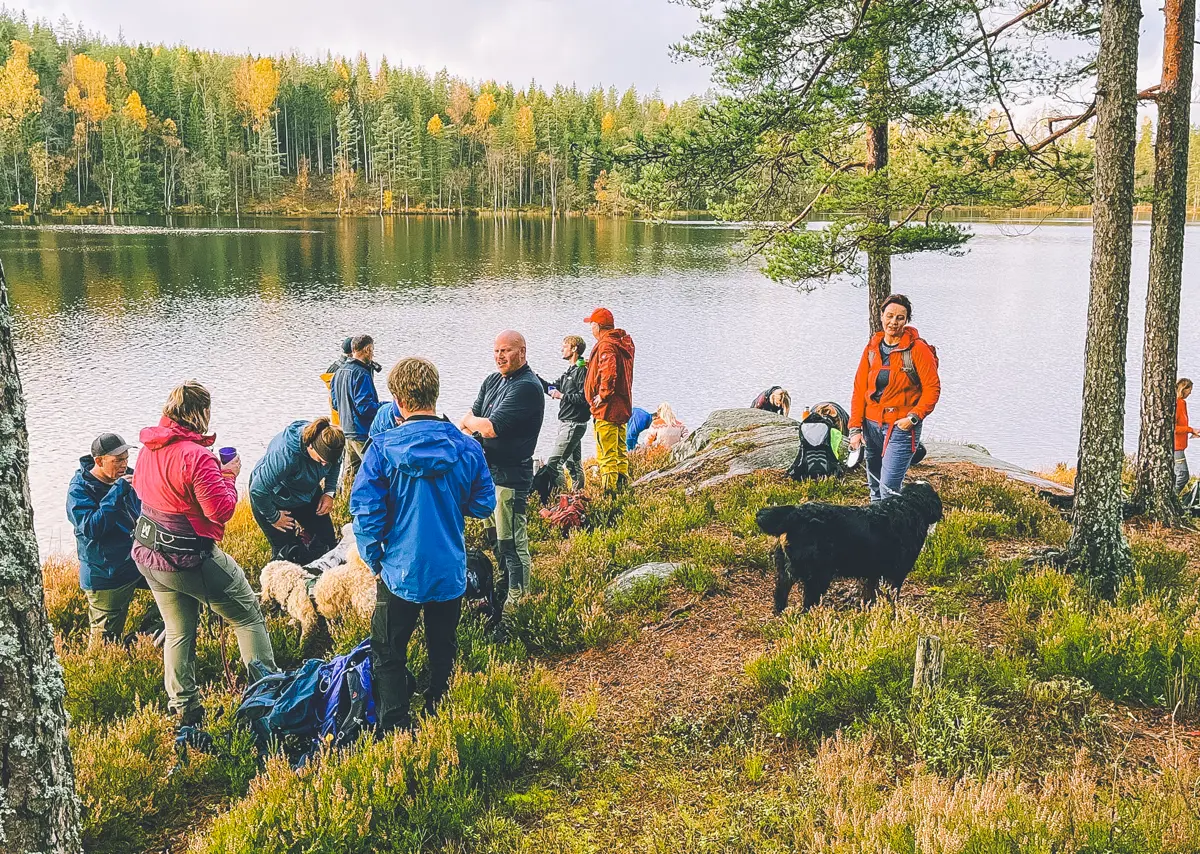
132, 418, 238, 541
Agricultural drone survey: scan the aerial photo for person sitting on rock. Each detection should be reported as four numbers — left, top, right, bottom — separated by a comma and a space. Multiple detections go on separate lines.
752, 386, 791, 418
641, 403, 688, 450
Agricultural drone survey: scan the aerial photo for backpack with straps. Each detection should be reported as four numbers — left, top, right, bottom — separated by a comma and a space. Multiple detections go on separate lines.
868, 337, 939, 390
787, 411, 841, 481
237, 639, 379, 762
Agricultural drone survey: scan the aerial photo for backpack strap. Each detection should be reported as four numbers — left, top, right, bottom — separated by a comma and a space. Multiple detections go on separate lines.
900, 348, 920, 389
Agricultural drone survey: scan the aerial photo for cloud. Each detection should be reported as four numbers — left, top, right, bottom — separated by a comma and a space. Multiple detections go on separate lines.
10, 0, 715, 101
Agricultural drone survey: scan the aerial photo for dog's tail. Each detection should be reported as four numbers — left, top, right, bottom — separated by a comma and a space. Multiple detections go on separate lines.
755, 505, 794, 537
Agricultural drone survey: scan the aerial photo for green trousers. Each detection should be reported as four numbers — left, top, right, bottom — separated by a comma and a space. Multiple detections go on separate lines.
139, 546, 277, 720
84, 578, 145, 645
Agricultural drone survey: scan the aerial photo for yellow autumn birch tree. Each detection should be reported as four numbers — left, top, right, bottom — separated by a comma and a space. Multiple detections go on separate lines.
0, 40, 41, 206
63, 53, 111, 203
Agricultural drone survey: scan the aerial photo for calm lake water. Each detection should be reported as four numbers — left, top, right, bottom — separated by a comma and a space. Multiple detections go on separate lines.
5, 215, 1198, 553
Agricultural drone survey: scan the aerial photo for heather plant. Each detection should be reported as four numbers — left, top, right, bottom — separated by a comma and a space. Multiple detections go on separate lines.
938, 471, 1070, 543
191, 660, 583, 854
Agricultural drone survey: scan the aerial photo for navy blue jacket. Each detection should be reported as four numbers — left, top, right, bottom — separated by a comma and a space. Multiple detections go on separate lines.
350, 417, 496, 602
249, 421, 344, 523
66, 456, 141, 590
331, 359, 380, 440
471, 363, 545, 487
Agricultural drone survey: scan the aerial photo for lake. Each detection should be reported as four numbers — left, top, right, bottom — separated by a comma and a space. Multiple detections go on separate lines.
5, 215, 1198, 553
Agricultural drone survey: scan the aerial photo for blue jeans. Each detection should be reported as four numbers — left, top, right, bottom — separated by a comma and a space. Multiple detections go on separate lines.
863, 419, 922, 502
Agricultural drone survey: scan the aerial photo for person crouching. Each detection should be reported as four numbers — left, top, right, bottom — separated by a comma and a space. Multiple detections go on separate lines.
352, 358, 496, 733
249, 417, 345, 564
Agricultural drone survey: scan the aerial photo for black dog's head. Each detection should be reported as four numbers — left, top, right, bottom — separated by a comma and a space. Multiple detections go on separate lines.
900, 481, 943, 526
755, 505, 798, 538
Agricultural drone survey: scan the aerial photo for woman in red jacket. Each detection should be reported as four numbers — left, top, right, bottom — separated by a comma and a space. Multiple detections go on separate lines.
132, 381, 276, 729
848, 294, 941, 502
1177, 378, 1198, 491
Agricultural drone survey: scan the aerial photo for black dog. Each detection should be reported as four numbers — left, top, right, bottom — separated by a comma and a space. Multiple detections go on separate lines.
755, 481, 943, 614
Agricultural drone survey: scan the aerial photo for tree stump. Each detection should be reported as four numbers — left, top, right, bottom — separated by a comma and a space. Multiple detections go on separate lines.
912, 635, 944, 696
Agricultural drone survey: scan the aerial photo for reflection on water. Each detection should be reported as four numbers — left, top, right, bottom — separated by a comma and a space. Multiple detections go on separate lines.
5, 215, 1198, 552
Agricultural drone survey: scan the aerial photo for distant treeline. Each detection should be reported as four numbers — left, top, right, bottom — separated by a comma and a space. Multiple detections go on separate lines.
0, 12, 706, 216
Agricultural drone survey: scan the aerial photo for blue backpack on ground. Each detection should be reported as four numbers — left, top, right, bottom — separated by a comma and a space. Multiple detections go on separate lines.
237, 639, 378, 760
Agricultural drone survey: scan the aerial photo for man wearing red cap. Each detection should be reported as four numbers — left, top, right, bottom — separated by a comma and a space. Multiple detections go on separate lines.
583, 307, 636, 493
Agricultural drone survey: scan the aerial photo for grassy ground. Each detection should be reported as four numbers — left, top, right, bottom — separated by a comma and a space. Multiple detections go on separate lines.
46, 448, 1200, 853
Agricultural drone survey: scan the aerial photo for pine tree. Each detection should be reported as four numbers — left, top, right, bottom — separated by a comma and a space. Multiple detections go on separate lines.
1067, 0, 1141, 597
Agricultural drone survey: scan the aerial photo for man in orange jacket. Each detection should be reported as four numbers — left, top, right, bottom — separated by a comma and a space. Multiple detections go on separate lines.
583, 307, 635, 494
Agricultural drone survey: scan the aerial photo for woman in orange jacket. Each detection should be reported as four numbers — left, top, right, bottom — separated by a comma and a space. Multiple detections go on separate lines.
848, 294, 941, 502
1177, 378, 1198, 491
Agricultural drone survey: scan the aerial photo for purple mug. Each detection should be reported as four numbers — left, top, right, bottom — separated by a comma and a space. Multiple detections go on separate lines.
218, 447, 237, 465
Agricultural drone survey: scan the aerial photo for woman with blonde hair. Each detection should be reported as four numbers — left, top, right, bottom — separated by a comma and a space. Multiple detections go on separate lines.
131, 380, 276, 731
1177, 378, 1199, 490
643, 402, 688, 450
250, 417, 346, 562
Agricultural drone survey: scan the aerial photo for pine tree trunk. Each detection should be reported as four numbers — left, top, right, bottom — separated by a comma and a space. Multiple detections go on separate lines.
865, 119, 890, 335
0, 260, 83, 853
1067, 0, 1141, 597
1133, 0, 1194, 524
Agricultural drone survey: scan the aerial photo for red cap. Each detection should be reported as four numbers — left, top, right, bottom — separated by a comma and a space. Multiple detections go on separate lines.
584, 307, 614, 327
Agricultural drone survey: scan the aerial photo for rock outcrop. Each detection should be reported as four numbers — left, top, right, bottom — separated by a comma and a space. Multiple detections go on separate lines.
636, 408, 1072, 499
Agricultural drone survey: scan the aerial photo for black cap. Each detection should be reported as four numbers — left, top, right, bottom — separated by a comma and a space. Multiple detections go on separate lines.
91, 433, 135, 458
341, 337, 353, 355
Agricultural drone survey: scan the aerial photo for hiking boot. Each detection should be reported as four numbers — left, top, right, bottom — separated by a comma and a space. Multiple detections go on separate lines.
616, 474, 630, 492
177, 705, 205, 728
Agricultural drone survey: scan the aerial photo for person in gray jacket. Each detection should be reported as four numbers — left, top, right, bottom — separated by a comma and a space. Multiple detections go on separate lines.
250, 417, 345, 563
537, 335, 590, 492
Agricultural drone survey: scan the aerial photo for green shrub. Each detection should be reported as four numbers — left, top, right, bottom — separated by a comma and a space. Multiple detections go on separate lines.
910, 510, 1000, 584
673, 563, 725, 595
1131, 539, 1188, 594
1034, 594, 1200, 708
73, 705, 219, 854
44, 555, 89, 640
192, 660, 583, 854
977, 559, 1022, 599
747, 606, 931, 738
62, 637, 167, 724
608, 576, 670, 616
939, 472, 1069, 543
875, 686, 1007, 776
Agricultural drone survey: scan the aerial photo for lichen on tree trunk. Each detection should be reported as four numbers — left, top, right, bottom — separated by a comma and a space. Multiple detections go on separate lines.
0, 259, 82, 854
1067, 0, 1141, 597
1133, 0, 1194, 525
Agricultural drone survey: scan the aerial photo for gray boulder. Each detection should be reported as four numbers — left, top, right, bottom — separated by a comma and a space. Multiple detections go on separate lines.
635, 407, 1072, 499
636, 408, 799, 491
606, 562, 682, 599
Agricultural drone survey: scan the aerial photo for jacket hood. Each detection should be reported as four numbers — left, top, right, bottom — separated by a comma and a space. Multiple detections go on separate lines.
139, 416, 215, 450
378, 419, 466, 478
870, 325, 921, 350
601, 328, 635, 357
283, 420, 306, 454
78, 454, 96, 473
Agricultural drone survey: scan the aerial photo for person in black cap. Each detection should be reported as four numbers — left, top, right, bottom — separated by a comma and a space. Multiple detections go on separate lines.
66, 433, 158, 645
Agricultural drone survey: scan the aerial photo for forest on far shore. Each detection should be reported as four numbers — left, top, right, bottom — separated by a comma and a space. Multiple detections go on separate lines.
0, 10, 1192, 219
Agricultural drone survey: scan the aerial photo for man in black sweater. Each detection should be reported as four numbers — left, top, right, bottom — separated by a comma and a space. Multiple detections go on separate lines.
459, 330, 545, 614
537, 335, 589, 493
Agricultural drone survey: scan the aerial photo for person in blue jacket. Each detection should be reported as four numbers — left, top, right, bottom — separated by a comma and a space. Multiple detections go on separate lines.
626, 406, 653, 451
331, 334, 380, 490
369, 400, 404, 439
249, 417, 345, 564
351, 357, 496, 733
66, 432, 157, 644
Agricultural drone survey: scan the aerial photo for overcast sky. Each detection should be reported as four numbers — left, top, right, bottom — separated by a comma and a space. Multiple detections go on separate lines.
3, 0, 1180, 103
